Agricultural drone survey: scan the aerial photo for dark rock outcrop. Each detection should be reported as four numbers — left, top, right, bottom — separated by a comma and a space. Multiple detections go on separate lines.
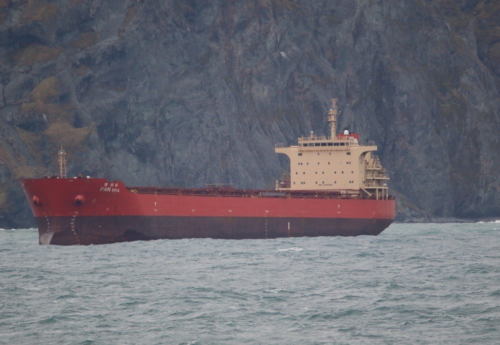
1, 0, 499, 227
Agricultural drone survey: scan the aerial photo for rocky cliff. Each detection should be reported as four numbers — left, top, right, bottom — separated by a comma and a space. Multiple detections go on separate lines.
1, 0, 500, 227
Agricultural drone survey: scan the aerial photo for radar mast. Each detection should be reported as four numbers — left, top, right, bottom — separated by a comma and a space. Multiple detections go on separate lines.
58, 147, 67, 178
328, 99, 339, 139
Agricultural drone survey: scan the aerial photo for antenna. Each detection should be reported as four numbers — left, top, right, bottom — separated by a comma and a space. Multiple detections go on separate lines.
348, 103, 354, 134
58, 147, 67, 178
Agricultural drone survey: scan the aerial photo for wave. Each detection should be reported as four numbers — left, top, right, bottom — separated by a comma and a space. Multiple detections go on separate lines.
0, 228, 37, 231
276, 247, 303, 252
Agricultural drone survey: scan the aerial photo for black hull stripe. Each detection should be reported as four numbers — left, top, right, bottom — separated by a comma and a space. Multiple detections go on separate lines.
36, 216, 394, 245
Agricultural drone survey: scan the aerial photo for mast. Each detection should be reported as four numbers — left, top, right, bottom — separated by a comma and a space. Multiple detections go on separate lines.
328, 98, 339, 139
58, 147, 67, 178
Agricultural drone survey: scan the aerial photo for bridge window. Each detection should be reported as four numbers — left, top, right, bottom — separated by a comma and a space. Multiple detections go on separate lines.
346, 152, 351, 155
328, 143, 333, 146
315, 143, 320, 147
298, 153, 302, 156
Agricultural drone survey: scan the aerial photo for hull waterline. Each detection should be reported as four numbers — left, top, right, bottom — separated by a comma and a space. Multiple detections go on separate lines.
36, 215, 394, 245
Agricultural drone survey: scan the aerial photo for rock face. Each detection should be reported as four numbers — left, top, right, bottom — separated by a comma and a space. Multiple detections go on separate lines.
1, 0, 500, 227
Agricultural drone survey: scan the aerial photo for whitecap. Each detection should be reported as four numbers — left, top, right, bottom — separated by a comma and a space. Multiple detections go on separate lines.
277, 247, 303, 252
476, 220, 500, 224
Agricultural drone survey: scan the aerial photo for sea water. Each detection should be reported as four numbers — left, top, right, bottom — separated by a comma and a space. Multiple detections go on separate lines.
1, 223, 499, 344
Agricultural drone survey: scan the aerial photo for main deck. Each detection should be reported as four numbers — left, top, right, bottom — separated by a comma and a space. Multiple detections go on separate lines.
127, 186, 394, 200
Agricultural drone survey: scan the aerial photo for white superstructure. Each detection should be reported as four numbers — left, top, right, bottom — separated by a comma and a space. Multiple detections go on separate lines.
275, 99, 389, 200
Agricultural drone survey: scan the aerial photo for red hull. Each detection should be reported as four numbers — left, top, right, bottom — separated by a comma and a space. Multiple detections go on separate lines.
21, 178, 395, 245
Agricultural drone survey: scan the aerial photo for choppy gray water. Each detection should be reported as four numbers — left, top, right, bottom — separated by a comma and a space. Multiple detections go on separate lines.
1, 223, 500, 344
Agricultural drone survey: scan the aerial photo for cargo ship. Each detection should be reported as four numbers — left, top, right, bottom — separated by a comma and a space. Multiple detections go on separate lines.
21, 99, 395, 245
